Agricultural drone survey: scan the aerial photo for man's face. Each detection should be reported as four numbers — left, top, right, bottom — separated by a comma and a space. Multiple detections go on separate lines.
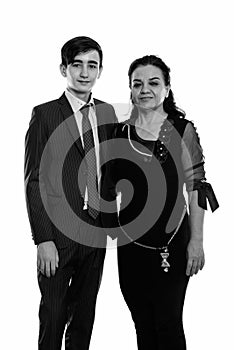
60, 50, 102, 101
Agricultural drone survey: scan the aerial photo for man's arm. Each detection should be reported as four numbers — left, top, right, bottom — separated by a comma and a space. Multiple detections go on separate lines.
100, 105, 119, 239
25, 107, 58, 277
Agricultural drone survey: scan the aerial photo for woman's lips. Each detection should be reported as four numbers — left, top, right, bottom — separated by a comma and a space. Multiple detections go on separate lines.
139, 96, 152, 101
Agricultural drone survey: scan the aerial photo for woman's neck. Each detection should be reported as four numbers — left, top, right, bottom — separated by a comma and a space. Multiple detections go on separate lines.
134, 108, 168, 140
136, 108, 167, 127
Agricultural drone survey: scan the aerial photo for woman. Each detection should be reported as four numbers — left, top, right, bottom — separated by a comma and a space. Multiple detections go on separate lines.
112, 55, 219, 350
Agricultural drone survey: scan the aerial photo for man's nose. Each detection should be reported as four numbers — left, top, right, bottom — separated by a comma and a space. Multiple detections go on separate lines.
80, 65, 88, 78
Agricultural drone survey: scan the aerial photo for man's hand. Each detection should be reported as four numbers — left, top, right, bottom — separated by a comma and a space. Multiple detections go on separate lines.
37, 241, 59, 278
186, 239, 205, 277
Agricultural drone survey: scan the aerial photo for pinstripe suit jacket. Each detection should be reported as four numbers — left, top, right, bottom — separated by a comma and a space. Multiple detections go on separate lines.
25, 93, 118, 248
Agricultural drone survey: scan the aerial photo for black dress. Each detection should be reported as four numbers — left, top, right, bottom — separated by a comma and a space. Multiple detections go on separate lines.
112, 115, 218, 350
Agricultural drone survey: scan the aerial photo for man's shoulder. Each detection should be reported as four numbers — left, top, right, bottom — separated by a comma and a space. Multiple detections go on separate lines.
31, 95, 68, 127
94, 98, 117, 125
33, 96, 62, 113
94, 98, 114, 109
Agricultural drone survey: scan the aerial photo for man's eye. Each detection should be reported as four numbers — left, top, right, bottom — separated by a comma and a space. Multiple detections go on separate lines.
89, 65, 97, 69
72, 63, 81, 67
133, 83, 141, 88
150, 82, 159, 86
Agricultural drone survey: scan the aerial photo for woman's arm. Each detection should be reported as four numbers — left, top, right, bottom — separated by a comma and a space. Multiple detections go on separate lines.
181, 121, 218, 276
186, 190, 205, 276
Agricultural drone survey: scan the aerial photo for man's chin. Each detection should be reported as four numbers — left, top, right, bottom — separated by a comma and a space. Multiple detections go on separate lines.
71, 87, 92, 95
76, 87, 92, 93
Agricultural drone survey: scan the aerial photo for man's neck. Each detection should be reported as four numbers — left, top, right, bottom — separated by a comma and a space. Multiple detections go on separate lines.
67, 87, 91, 103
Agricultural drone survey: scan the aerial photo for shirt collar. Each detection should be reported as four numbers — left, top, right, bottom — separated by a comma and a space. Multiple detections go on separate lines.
65, 89, 95, 113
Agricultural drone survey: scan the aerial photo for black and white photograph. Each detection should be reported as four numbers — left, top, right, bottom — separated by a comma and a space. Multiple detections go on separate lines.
1, 1, 233, 349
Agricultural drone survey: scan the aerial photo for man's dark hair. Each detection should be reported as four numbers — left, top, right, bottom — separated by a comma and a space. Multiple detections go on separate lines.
61, 36, 103, 68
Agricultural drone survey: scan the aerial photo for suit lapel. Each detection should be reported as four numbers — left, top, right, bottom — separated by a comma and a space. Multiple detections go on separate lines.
94, 99, 108, 162
58, 93, 84, 156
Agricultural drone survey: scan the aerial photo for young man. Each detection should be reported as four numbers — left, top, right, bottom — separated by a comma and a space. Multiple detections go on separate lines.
25, 36, 118, 350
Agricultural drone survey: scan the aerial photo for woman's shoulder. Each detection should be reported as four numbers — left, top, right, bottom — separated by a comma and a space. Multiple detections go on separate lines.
169, 115, 192, 136
170, 116, 202, 142
170, 114, 198, 127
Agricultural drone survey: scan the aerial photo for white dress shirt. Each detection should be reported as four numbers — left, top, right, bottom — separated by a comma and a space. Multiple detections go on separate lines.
65, 89, 101, 208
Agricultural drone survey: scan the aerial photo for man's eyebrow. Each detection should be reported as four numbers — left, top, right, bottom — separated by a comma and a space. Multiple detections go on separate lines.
72, 59, 98, 65
87, 60, 99, 65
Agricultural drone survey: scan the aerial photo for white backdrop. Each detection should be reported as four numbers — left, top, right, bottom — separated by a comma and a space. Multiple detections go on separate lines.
1, 0, 233, 349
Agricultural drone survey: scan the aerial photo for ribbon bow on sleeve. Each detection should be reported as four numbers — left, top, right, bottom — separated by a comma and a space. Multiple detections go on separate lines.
192, 181, 219, 212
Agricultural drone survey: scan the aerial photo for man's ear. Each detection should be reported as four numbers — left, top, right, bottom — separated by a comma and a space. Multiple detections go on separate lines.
97, 66, 103, 79
60, 64, 67, 77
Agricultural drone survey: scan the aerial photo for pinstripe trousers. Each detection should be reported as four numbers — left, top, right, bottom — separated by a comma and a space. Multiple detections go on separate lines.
38, 242, 106, 350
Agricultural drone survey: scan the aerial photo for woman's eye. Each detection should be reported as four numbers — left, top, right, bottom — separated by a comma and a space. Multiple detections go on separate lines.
150, 82, 159, 86
133, 83, 141, 88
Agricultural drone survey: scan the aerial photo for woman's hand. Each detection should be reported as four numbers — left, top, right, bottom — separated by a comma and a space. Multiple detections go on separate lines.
186, 238, 205, 276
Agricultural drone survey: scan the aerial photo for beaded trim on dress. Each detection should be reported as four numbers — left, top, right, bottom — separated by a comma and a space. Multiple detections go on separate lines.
122, 118, 174, 164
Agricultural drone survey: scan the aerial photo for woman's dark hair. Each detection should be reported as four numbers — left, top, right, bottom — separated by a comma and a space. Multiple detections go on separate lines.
128, 55, 185, 119
61, 36, 103, 68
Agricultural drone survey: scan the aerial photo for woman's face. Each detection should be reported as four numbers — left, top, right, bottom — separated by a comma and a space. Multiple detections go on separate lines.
130, 65, 170, 112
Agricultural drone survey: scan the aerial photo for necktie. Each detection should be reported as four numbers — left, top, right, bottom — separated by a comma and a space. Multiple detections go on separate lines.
80, 104, 100, 219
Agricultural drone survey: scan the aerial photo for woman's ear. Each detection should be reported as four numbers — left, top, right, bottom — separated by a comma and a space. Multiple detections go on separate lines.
166, 86, 171, 98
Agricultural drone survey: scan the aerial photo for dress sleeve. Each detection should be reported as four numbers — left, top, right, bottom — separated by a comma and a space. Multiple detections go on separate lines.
181, 121, 219, 212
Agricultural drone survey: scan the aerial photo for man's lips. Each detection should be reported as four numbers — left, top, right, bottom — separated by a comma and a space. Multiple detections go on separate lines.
78, 80, 90, 84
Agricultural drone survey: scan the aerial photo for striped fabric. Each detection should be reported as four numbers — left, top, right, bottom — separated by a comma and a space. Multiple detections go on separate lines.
25, 93, 118, 248
24, 93, 118, 349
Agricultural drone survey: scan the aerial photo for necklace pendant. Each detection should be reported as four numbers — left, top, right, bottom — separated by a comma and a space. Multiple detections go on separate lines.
160, 248, 170, 272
